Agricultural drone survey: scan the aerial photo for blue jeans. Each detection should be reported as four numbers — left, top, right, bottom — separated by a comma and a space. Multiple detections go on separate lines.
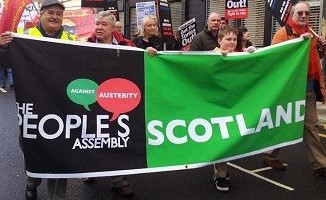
0, 68, 13, 87
7, 68, 13, 85
0, 68, 6, 86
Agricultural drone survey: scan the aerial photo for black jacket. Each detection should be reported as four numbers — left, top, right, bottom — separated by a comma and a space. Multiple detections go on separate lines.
132, 35, 163, 50
190, 28, 218, 51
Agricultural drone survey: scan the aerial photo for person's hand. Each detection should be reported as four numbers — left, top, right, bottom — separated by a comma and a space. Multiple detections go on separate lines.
146, 47, 157, 57
318, 37, 326, 50
220, 50, 229, 56
321, 88, 326, 104
300, 32, 312, 39
0, 32, 13, 48
246, 46, 256, 53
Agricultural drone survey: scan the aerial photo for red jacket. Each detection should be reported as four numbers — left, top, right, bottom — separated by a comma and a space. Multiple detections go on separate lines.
87, 31, 136, 47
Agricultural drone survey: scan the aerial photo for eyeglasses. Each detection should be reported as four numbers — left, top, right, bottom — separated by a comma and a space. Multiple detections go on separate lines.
297, 11, 310, 16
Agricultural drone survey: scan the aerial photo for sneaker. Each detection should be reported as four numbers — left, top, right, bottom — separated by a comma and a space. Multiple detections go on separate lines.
314, 167, 326, 177
214, 177, 229, 192
263, 156, 286, 170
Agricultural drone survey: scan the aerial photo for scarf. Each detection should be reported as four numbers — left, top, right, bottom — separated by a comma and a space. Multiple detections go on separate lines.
288, 18, 320, 80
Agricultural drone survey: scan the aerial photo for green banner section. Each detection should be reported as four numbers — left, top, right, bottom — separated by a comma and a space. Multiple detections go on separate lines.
145, 39, 310, 168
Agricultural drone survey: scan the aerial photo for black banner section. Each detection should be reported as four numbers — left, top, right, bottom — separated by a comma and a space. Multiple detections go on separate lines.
81, 0, 106, 8
10, 37, 146, 177
157, 0, 174, 43
265, 0, 298, 26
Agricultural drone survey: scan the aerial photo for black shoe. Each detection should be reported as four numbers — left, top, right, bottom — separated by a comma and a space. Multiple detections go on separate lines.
10, 84, 14, 90
112, 185, 134, 197
25, 186, 37, 200
214, 177, 229, 192
314, 168, 326, 177
83, 177, 95, 183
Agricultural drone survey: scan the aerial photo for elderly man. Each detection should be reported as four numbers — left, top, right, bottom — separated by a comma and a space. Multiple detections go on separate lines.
84, 10, 135, 197
87, 11, 134, 46
0, 0, 76, 199
114, 21, 123, 34
190, 12, 221, 51
262, 1, 326, 177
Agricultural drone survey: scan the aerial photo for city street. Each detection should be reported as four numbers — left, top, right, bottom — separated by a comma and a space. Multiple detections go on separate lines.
1, 89, 326, 200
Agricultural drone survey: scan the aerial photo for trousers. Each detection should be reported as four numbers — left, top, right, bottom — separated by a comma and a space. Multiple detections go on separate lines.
264, 91, 326, 170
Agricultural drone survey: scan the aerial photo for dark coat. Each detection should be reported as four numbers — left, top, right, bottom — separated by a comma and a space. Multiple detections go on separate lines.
0, 48, 11, 69
132, 35, 163, 50
190, 28, 218, 51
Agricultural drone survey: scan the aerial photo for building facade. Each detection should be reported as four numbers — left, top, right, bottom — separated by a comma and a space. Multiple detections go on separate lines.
121, 0, 322, 46
47, 0, 324, 46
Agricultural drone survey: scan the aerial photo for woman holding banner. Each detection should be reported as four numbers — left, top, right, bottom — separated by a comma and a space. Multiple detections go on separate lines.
132, 15, 162, 57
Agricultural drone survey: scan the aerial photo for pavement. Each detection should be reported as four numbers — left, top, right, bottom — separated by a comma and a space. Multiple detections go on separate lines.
1, 88, 326, 200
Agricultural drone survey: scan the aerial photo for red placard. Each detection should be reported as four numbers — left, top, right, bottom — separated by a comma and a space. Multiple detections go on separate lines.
225, 0, 248, 20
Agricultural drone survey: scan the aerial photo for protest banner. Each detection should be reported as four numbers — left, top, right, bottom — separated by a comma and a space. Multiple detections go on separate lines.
265, 0, 297, 26
178, 18, 196, 51
157, 0, 173, 43
81, 0, 105, 8
0, 0, 31, 32
106, 0, 119, 21
225, 0, 248, 19
63, 8, 95, 41
9, 34, 309, 178
135, 1, 156, 30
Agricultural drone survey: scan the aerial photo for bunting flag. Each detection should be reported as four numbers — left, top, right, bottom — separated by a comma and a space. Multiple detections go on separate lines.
0, 0, 31, 33
265, 0, 297, 26
9, 34, 310, 178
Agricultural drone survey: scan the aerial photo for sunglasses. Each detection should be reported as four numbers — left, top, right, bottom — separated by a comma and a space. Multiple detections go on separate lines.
297, 11, 310, 16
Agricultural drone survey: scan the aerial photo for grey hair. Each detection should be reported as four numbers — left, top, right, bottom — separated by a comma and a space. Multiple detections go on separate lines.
96, 11, 116, 26
290, 1, 310, 15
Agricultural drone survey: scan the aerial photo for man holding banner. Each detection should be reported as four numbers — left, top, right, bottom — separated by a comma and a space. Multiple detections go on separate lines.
85, 10, 135, 197
263, 1, 326, 176
0, 0, 76, 199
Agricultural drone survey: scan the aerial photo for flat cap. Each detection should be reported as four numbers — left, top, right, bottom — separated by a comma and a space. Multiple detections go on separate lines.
40, 0, 65, 11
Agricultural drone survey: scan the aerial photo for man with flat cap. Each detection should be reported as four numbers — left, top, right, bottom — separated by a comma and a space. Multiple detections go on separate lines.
0, 0, 76, 199
0, 0, 76, 48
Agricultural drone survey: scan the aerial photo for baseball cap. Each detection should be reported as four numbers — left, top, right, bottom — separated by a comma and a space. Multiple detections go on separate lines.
40, 0, 65, 11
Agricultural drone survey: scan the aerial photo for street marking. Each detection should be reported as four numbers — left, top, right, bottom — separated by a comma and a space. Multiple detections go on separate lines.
251, 166, 273, 173
227, 162, 294, 191
251, 163, 288, 173
320, 134, 326, 138
0, 88, 7, 93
